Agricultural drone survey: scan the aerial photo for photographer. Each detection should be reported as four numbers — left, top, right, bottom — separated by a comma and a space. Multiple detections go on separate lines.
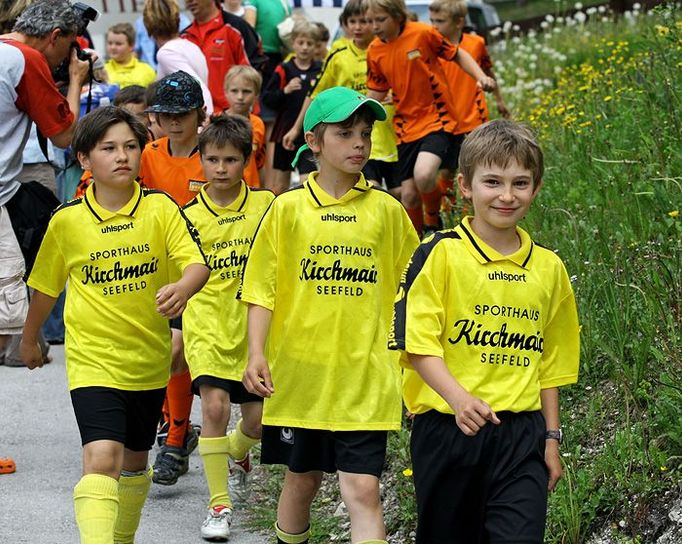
0, 0, 94, 353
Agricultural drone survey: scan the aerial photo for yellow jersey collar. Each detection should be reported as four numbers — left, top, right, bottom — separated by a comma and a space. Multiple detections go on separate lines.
304, 172, 372, 208
457, 216, 534, 269
83, 182, 143, 223
198, 181, 249, 216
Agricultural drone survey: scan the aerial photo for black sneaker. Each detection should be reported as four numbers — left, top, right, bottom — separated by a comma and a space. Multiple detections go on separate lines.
152, 445, 189, 485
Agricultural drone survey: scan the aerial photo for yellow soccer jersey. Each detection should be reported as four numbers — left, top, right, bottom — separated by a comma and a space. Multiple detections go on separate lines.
390, 217, 580, 415
240, 173, 419, 431
182, 183, 274, 382
28, 183, 206, 391
309, 40, 397, 163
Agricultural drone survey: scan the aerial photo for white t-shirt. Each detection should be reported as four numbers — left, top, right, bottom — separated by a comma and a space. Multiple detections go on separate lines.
156, 38, 214, 115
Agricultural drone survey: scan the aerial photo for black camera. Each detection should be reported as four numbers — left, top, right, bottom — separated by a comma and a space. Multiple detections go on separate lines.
53, 2, 99, 84
72, 2, 99, 36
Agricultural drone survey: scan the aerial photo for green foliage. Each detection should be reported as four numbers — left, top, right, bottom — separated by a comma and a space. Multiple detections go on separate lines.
248, 6, 681, 543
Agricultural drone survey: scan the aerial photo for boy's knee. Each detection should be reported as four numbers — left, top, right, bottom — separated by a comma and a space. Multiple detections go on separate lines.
285, 471, 322, 499
401, 184, 421, 209
202, 398, 230, 426
241, 418, 262, 439
340, 473, 381, 510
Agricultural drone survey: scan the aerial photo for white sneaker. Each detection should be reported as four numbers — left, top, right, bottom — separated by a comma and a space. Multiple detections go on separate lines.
201, 506, 232, 542
228, 454, 252, 505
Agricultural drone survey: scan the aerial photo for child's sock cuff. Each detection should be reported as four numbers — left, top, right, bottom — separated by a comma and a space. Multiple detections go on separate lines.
199, 435, 231, 456
74, 473, 119, 498
275, 521, 310, 543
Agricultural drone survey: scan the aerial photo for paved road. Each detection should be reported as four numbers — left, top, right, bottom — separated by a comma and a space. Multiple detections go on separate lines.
1, 345, 266, 544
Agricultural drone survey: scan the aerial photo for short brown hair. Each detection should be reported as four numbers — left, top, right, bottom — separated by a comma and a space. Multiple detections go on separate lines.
107, 22, 136, 46
340, 0, 368, 26
365, 0, 408, 25
224, 65, 263, 96
428, 0, 467, 19
113, 85, 147, 108
291, 18, 321, 41
199, 114, 253, 161
143, 0, 180, 39
310, 104, 376, 155
458, 119, 544, 188
73, 106, 148, 156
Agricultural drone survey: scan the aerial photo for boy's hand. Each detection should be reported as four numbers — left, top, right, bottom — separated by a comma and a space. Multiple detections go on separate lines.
20, 338, 44, 370
451, 389, 500, 436
243, 354, 274, 398
156, 282, 191, 319
545, 440, 563, 491
282, 127, 300, 151
284, 77, 302, 94
477, 76, 497, 92
497, 100, 511, 119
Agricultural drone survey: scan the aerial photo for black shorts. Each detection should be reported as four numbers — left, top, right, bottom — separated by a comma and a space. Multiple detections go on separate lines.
169, 316, 182, 330
396, 131, 462, 183
411, 410, 548, 544
261, 426, 387, 477
71, 386, 166, 451
192, 375, 263, 404
363, 159, 398, 189
273, 142, 316, 174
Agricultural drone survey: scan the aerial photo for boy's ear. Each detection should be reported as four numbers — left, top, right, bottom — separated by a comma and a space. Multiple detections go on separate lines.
457, 172, 472, 200
304, 130, 321, 153
532, 178, 544, 197
77, 151, 91, 171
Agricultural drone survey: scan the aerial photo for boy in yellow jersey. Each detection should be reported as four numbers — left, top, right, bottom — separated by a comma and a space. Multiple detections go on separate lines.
223, 65, 267, 189
139, 70, 208, 486
427, 0, 509, 226
183, 115, 274, 541
19, 106, 209, 544
389, 120, 580, 543
241, 87, 419, 544
105, 23, 156, 89
282, 0, 399, 193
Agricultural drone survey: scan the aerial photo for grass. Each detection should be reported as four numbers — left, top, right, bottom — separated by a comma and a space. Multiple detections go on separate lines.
247, 5, 681, 543
495, 0, 606, 23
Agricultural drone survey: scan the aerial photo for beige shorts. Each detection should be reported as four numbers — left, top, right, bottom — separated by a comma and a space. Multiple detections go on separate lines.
0, 205, 28, 335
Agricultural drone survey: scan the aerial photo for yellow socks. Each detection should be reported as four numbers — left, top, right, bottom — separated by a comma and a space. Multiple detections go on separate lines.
199, 436, 232, 509
74, 474, 119, 544
275, 522, 310, 543
114, 467, 152, 544
226, 419, 260, 461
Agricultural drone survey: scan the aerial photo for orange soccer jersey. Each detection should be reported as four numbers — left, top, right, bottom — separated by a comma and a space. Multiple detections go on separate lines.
441, 33, 491, 135
243, 112, 265, 188
138, 137, 206, 206
367, 21, 459, 144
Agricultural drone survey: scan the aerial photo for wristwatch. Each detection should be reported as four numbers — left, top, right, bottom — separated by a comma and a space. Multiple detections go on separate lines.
545, 429, 563, 444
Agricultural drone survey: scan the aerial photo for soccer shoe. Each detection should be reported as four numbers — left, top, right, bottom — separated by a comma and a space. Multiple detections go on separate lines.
156, 420, 170, 447
201, 505, 232, 541
0, 457, 16, 474
185, 423, 201, 454
152, 445, 189, 485
228, 454, 252, 505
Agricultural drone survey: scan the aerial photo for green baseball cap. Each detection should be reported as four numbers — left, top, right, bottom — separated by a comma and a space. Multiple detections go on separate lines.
292, 86, 387, 168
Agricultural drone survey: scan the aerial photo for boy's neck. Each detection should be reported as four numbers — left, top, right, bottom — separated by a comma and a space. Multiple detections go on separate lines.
353, 38, 370, 50
114, 54, 133, 65
206, 181, 242, 207
293, 56, 312, 70
93, 181, 135, 212
446, 30, 462, 43
468, 217, 521, 256
169, 137, 198, 158
314, 170, 359, 199
226, 107, 249, 118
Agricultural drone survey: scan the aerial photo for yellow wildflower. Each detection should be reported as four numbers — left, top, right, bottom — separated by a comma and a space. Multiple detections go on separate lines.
402, 468, 414, 477
603, 95, 613, 102
668, 210, 679, 218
